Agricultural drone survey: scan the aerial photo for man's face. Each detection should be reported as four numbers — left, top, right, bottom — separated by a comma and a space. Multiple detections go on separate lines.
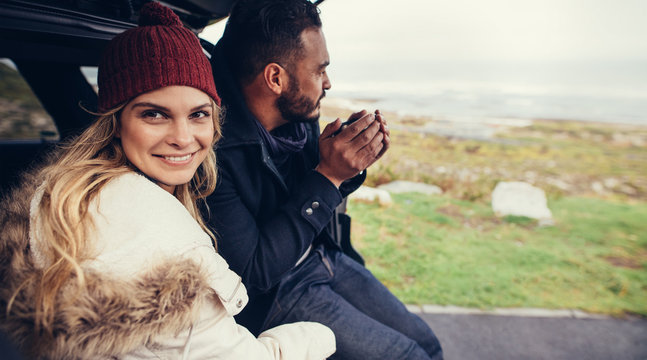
277, 27, 331, 123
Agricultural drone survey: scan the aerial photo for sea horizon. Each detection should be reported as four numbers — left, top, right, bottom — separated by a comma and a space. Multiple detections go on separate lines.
324, 59, 647, 127
77, 59, 647, 127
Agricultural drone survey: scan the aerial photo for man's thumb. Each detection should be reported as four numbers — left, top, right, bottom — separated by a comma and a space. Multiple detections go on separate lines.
320, 118, 342, 138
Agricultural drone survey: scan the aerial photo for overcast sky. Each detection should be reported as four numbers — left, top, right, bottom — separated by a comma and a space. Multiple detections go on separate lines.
200, 1, 647, 123
202, 0, 647, 64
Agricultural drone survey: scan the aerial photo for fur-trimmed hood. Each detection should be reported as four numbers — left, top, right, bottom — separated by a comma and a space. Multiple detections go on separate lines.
1, 171, 336, 360
0, 172, 213, 359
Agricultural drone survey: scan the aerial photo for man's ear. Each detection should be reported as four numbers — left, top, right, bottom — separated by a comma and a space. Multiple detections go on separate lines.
263, 63, 287, 95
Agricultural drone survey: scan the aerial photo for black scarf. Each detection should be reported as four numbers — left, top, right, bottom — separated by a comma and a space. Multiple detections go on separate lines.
254, 120, 307, 171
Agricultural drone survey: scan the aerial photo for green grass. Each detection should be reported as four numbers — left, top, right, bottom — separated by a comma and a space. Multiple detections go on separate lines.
348, 193, 647, 316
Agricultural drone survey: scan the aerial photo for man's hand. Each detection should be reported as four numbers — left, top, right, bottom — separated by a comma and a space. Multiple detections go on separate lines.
374, 109, 391, 159
316, 109, 391, 187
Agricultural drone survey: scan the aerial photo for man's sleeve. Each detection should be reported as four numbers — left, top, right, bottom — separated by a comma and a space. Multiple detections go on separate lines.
206, 164, 342, 294
339, 171, 367, 198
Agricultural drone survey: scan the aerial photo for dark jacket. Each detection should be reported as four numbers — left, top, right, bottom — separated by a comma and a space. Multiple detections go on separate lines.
206, 40, 364, 334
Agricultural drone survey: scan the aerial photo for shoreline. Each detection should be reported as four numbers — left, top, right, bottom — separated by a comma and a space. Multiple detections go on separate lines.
321, 97, 647, 143
321, 96, 647, 142
321, 96, 647, 128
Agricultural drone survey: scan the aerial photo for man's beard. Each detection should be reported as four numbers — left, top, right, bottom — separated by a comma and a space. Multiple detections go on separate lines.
276, 73, 325, 124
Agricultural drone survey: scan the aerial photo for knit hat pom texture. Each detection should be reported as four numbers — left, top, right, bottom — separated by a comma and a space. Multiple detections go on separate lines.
138, 1, 183, 27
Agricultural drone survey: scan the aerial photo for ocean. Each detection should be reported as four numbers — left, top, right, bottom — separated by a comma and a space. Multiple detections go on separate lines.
80, 59, 647, 127
325, 60, 647, 126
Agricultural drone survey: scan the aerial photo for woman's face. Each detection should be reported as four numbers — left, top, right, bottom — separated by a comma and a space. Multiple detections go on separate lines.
118, 86, 214, 194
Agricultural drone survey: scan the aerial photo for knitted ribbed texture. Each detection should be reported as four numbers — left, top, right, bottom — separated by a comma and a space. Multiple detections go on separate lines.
97, 1, 220, 111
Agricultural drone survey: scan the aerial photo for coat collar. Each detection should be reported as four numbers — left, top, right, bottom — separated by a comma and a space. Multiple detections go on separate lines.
211, 39, 295, 192
211, 39, 264, 149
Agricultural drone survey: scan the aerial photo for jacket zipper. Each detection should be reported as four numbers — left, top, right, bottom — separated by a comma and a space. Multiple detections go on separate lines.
260, 143, 289, 193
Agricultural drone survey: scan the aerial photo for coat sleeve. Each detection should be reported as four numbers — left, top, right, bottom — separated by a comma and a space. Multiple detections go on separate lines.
257, 322, 336, 360
339, 170, 366, 198
164, 247, 336, 360
173, 298, 335, 360
207, 159, 343, 294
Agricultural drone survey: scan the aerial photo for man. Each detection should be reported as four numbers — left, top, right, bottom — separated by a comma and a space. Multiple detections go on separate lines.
205, 0, 443, 358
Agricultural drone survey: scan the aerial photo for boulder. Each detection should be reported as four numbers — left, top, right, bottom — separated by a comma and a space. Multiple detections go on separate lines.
349, 186, 393, 206
378, 180, 443, 195
491, 181, 553, 222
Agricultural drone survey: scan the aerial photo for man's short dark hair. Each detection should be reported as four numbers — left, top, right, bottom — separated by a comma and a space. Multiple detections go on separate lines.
221, 0, 322, 85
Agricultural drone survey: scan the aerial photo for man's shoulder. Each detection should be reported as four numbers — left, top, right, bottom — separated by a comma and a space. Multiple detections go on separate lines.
217, 104, 261, 149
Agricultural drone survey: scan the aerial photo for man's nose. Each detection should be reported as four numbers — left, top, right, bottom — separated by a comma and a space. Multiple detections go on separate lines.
323, 72, 331, 90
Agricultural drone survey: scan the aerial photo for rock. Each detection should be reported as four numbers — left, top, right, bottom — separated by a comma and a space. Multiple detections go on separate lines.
491, 181, 553, 221
377, 180, 443, 195
523, 171, 538, 182
349, 186, 393, 206
545, 177, 572, 191
618, 184, 638, 196
603, 178, 620, 189
612, 132, 646, 147
591, 181, 605, 194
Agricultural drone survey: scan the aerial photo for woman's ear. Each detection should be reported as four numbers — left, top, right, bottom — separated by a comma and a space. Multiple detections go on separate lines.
263, 63, 287, 95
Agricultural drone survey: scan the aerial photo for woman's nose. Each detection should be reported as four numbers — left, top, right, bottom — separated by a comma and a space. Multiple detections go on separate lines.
167, 120, 193, 147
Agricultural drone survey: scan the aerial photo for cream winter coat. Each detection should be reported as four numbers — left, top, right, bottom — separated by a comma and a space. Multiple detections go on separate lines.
0, 172, 335, 359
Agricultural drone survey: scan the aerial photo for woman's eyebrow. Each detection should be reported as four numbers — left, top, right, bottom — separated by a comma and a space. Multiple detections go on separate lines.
191, 103, 212, 111
130, 102, 170, 112
129, 102, 211, 112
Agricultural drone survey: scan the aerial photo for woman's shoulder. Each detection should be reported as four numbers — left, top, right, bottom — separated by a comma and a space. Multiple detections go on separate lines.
87, 172, 211, 269
99, 172, 168, 201
93, 170, 206, 237
96, 172, 189, 221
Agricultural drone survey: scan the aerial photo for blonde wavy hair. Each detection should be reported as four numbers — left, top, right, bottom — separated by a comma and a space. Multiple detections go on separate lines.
25, 97, 221, 333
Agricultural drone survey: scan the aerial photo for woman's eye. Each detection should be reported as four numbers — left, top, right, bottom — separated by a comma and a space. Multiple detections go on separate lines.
191, 110, 211, 119
142, 110, 165, 119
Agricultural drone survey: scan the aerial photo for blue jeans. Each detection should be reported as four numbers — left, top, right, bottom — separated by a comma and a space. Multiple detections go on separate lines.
263, 245, 443, 360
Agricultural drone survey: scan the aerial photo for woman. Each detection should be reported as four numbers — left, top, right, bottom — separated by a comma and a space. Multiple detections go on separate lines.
0, 2, 335, 359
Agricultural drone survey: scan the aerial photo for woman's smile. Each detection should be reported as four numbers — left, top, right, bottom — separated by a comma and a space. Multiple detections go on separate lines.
154, 151, 197, 164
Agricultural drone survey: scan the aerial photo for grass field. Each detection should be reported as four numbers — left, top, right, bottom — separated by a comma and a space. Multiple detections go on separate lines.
322, 100, 647, 316
349, 193, 647, 316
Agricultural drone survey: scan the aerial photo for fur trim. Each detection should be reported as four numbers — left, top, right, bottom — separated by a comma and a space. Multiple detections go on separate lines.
0, 171, 215, 359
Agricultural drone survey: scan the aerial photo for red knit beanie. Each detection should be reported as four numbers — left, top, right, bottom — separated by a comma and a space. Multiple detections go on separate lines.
97, 1, 220, 112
